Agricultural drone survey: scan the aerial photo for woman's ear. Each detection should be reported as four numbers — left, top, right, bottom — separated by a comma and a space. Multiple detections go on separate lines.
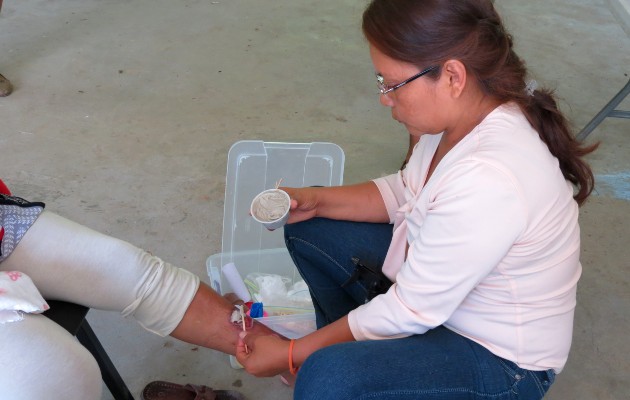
441, 59, 467, 98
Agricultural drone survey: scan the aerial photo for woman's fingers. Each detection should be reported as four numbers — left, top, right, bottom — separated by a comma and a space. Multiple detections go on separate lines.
235, 332, 291, 377
236, 332, 249, 357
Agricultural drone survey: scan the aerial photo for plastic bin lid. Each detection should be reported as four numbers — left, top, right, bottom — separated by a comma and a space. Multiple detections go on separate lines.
220, 141, 344, 264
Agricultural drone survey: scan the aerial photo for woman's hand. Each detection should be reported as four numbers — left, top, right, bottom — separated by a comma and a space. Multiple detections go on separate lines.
236, 332, 290, 377
237, 315, 356, 379
281, 187, 320, 224
282, 183, 389, 224
280, 181, 389, 224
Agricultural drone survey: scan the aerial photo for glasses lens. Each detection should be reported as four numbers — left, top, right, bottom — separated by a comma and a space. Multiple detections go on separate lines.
376, 74, 387, 94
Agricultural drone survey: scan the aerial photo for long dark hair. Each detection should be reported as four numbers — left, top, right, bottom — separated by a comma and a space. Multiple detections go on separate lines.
363, 0, 598, 205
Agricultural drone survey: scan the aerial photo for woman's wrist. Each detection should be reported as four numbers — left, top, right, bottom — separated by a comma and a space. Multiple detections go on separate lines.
288, 339, 300, 376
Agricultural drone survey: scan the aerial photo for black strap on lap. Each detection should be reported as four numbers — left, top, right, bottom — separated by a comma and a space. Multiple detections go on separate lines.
342, 257, 393, 303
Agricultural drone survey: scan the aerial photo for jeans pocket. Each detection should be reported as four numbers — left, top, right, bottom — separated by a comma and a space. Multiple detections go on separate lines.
529, 369, 555, 397
498, 358, 555, 399
498, 359, 523, 394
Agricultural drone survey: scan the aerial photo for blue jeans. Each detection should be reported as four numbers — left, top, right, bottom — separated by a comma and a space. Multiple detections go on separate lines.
284, 218, 555, 400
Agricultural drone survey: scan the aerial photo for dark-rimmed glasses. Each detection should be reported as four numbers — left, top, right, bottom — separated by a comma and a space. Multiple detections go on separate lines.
376, 65, 439, 95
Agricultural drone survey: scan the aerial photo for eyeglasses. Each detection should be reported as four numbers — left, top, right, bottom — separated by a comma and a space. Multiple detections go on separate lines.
376, 65, 439, 95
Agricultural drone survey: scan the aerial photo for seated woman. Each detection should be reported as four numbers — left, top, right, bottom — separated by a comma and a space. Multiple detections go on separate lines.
235, 1, 598, 399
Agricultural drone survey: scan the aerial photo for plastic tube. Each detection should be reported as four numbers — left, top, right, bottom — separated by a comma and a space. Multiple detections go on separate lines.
222, 262, 252, 302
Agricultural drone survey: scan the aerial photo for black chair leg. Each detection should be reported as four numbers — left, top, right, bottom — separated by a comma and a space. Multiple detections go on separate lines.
76, 320, 135, 400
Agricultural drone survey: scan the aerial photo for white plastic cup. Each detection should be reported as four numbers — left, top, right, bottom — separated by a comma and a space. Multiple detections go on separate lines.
250, 188, 291, 231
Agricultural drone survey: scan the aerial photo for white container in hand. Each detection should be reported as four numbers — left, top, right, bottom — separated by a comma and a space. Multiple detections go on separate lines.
250, 189, 291, 231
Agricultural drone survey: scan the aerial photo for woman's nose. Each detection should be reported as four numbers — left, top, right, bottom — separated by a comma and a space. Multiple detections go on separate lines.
380, 93, 394, 107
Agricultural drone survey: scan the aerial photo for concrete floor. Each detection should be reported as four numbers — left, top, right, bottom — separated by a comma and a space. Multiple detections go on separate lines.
1, 0, 629, 399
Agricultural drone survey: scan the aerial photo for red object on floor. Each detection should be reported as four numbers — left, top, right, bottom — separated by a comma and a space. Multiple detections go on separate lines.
0, 179, 11, 195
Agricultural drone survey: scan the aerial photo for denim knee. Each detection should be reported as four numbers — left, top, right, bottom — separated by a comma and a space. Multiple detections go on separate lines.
294, 346, 353, 400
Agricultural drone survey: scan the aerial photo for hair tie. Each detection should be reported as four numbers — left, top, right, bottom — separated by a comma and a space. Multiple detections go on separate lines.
525, 79, 538, 96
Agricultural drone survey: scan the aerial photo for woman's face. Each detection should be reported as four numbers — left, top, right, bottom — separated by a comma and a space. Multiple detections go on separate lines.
369, 44, 449, 137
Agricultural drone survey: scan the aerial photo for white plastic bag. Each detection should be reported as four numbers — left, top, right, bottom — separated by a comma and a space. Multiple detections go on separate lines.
0, 271, 49, 324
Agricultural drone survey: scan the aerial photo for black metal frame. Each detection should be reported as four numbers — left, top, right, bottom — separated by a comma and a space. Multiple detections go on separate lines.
577, 78, 630, 141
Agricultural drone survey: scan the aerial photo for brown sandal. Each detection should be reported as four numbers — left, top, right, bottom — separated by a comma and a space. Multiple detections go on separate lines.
0, 73, 13, 97
141, 381, 246, 400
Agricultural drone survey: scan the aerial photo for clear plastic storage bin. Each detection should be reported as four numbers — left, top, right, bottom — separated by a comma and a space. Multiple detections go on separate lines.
207, 140, 344, 367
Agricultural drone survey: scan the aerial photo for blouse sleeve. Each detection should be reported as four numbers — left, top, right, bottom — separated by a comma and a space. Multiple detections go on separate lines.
372, 171, 408, 224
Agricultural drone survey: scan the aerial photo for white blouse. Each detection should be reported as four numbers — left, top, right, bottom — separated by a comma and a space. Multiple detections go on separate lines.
348, 103, 581, 373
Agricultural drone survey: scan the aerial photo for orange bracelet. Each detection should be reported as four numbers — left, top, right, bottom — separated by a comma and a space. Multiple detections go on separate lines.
288, 339, 299, 376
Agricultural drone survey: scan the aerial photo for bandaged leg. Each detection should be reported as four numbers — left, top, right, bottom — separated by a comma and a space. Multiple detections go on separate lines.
1, 211, 199, 336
